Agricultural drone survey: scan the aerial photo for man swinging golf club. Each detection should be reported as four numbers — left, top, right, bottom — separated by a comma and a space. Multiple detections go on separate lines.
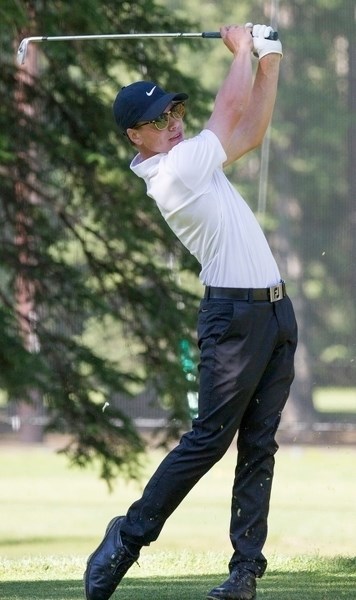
85, 23, 297, 600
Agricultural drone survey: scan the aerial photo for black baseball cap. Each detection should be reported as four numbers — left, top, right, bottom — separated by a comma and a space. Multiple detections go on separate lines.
113, 80, 188, 134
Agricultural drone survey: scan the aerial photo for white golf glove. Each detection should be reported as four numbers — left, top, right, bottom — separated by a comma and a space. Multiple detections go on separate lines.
252, 24, 283, 59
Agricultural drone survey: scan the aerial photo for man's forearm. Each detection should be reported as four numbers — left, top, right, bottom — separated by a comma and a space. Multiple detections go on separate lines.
223, 54, 281, 164
247, 54, 281, 143
206, 26, 254, 145
214, 48, 253, 124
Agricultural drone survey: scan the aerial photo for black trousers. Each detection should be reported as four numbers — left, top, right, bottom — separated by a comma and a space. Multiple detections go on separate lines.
121, 294, 298, 576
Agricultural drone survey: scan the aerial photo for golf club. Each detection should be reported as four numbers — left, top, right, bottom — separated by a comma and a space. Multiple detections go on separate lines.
17, 29, 278, 66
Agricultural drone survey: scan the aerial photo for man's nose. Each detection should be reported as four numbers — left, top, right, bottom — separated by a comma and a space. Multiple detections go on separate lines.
168, 114, 178, 129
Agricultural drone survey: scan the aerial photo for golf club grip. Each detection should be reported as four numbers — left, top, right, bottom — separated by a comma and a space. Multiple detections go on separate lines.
202, 31, 279, 40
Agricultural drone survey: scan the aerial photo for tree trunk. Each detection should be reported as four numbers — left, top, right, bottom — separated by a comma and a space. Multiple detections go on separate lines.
270, 168, 316, 428
15, 34, 43, 445
347, 5, 356, 290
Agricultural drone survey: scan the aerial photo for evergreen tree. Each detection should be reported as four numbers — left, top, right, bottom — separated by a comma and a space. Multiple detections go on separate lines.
1, 0, 206, 485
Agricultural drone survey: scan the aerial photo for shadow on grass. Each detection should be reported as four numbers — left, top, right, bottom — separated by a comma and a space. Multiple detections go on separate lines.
1, 559, 355, 600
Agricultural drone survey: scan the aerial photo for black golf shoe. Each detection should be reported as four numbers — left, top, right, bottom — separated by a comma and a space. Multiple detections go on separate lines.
206, 567, 257, 600
84, 516, 140, 600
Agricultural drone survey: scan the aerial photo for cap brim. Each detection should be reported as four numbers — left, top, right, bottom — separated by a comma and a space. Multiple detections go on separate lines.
139, 92, 188, 122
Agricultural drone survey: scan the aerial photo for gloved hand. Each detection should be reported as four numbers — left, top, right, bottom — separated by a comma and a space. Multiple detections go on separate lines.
252, 24, 283, 59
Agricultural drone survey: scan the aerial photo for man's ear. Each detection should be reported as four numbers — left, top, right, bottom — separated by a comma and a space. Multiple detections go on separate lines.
127, 128, 142, 146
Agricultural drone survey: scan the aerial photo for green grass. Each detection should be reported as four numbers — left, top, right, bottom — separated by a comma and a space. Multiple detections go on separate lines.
0, 555, 355, 599
313, 387, 356, 413
0, 445, 355, 599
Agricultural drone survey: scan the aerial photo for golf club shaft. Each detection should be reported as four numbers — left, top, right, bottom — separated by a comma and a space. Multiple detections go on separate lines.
17, 30, 278, 65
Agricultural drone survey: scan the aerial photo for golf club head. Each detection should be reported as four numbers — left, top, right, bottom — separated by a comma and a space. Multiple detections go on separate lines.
17, 38, 29, 66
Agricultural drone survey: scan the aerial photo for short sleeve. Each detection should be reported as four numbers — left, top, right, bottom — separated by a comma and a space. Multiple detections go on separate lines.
166, 129, 227, 192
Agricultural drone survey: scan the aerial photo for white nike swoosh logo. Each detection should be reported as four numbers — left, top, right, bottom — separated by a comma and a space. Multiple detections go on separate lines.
146, 86, 156, 97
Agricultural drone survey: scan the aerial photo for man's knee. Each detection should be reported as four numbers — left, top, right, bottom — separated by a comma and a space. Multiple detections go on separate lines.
183, 419, 237, 461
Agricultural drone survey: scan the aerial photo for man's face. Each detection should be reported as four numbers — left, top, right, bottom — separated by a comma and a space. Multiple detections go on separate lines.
127, 102, 185, 159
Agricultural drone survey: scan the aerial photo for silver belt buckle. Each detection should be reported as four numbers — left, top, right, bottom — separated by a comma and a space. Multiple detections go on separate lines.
269, 282, 284, 303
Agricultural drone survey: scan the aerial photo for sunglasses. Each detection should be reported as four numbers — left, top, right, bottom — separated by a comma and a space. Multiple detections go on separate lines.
135, 102, 185, 131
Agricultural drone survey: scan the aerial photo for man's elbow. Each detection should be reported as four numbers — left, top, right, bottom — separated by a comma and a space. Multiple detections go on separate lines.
246, 135, 263, 153
237, 123, 266, 153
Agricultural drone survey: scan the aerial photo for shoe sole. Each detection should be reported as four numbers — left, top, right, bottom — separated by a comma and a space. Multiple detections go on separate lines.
206, 589, 256, 600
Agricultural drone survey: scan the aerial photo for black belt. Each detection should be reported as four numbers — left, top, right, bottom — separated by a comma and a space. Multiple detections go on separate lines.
204, 281, 286, 303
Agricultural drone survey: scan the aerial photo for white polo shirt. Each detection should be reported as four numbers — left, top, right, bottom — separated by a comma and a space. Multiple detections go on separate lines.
130, 129, 281, 288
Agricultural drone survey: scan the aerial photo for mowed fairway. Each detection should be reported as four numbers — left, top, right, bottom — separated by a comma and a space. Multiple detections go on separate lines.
0, 443, 355, 599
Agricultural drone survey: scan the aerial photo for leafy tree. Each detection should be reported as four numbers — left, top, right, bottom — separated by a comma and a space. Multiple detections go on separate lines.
1, 0, 208, 485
